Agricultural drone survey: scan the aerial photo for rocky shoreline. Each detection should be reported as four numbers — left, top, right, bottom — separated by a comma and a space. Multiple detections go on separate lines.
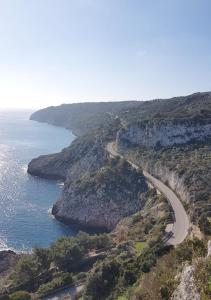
28, 128, 149, 231
27, 92, 211, 234
0, 250, 17, 274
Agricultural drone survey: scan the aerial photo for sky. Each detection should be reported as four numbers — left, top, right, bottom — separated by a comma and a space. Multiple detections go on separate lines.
0, 0, 211, 109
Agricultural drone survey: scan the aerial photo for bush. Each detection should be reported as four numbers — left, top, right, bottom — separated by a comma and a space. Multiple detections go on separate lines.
37, 273, 73, 296
33, 247, 51, 271
10, 255, 39, 286
51, 237, 84, 272
77, 231, 112, 250
194, 256, 211, 298
9, 291, 31, 300
175, 238, 207, 263
84, 259, 120, 300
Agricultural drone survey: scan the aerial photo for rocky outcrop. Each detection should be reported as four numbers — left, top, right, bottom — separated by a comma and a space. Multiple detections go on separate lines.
171, 240, 211, 300
28, 92, 211, 232
207, 240, 211, 257
143, 163, 192, 204
28, 149, 71, 180
52, 158, 148, 231
117, 118, 211, 150
27, 132, 105, 181
171, 265, 200, 300
121, 151, 192, 205
28, 131, 148, 230
0, 250, 17, 274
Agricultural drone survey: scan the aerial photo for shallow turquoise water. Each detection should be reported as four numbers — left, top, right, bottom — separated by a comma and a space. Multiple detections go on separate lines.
0, 110, 76, 252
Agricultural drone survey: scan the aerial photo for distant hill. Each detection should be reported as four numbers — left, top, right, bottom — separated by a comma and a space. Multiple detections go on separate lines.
31, 92, 211, 136
30, 101, 139, 136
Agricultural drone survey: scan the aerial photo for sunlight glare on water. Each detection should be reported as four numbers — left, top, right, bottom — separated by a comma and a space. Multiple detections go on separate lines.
0, 110, 76, 252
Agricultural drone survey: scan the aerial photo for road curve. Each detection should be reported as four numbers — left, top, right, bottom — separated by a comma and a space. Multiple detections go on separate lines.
106, 142, 190, 246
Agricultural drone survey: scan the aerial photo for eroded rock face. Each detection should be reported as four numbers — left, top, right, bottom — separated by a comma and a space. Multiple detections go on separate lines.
27, 133, 105, 181
142, 163, 192, 204
117, 119, 211, 150
28, 132, 148, 230
171, 265, 200, 300
52, 159, 148, 231
207, 240, 211, 257
27, 149, 71, 180
121, 151, 192, 206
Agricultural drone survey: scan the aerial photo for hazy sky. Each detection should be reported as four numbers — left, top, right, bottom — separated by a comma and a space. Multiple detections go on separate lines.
0, 0, 211, 109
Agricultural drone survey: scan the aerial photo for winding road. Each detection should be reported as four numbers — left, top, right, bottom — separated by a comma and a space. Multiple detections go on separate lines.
106, 142, 190, 246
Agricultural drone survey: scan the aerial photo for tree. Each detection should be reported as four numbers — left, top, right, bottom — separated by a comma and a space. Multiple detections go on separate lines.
10, 255, 39, 286
51, 237, 84, 272
34, 248, 51, 272
84, 259, 120, 300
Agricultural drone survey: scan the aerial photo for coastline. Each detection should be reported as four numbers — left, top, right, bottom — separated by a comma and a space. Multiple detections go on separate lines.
0, 111, 76, 253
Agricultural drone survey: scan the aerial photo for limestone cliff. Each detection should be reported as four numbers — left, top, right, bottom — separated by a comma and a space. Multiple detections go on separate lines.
28, 131, 148, 230
117, 118, 211, 149
171, 265, 200, 300
28, 92, 211, 232
27, 132, 105, 181
52, 158, 148, 231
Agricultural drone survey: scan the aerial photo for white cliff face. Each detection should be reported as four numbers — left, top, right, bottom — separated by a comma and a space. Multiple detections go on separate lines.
143, 163, 192, 204
53, 185, 145, 231
171, 241, 211, 300
171, 265, 200, 300
121, 153, 193, 205
117, 119, 211, 149
207, 240, 211, 257
52, 154, 148, 231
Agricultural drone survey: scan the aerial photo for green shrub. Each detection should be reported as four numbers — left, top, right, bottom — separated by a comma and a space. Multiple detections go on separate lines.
9, 291, 31, 300
76, 231, 113, 250
84, 259, 120, 300
51, 237, 84, 272
175, 238, 207, 263
134, 242, 146, 252
33, 247, 51, 271
38, 273, 73, 296
195, 256, 211, 298
10, 255, 39, 286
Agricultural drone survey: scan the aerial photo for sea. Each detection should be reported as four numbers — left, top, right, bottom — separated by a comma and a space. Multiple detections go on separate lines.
0, 110, 76, 252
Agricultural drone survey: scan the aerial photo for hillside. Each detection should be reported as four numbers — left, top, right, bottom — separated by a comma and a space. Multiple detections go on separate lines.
29, 92, 211, 233
30, 101, 139, 136
22, 91, 211, 299
31, 92, 211, 136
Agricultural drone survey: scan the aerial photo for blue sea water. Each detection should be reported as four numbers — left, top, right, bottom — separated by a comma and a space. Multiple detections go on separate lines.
0, 110, 76, 252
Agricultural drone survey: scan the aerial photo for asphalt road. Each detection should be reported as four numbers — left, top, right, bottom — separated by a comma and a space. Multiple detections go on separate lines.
106, 142, 190, 246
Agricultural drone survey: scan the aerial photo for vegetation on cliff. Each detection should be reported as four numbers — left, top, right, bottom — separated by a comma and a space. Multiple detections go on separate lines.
30, 101, 138, 136
31, 92, 211, 135
52, 157, 148, 230
122, 141, 211, 234
29, 91, 211, 232
24, 91, 211, 299
0, 191, 172, 299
